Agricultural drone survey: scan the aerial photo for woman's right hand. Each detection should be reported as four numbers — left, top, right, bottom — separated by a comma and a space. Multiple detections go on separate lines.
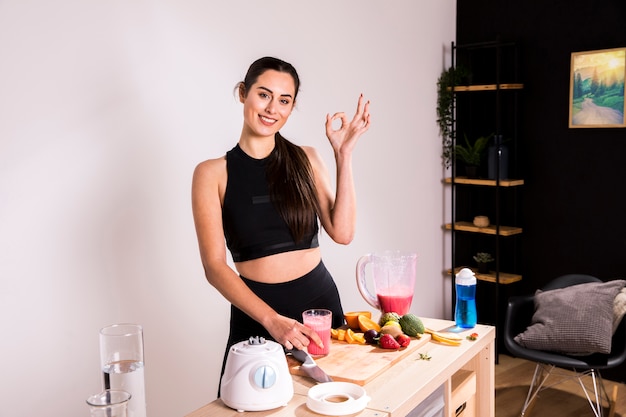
264, 313, 324, 351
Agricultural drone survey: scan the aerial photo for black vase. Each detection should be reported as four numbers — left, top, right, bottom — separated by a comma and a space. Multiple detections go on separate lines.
477, 263, 490, 274
487, 135, 509, 180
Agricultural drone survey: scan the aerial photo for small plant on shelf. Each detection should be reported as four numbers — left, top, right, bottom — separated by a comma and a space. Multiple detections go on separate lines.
454, 133, 494, 178
473, 252, 494, 263
473, 252, 494, 274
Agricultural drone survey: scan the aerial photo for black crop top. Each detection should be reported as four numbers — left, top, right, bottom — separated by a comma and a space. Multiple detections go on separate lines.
222, 144, 319, 262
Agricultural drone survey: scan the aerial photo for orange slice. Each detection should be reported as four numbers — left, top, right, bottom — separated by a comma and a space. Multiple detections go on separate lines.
358, 314, 381, 333
337, 329, 346, 341
330, 328, 339, 339
353, 332, 366, 344
344, 311, 372, 329
345, 329, 366, 344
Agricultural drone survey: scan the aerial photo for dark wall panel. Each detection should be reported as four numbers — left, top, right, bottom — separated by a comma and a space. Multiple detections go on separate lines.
457, 0, 626, 382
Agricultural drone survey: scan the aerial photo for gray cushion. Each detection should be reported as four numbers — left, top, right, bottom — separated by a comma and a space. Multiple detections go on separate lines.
515, 280, 626, 355
615, 288, 626, 333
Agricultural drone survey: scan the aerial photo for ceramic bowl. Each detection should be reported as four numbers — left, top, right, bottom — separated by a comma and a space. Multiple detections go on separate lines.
473, 216, 490, 228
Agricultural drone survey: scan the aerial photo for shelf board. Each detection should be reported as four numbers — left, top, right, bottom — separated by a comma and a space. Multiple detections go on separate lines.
448, 267, 522, 285
451, 83, 524, 91
445, 221, 522, 236
444, 177, 524, 187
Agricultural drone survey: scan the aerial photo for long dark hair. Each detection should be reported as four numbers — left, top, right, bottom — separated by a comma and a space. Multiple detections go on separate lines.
240, 57, 320, 242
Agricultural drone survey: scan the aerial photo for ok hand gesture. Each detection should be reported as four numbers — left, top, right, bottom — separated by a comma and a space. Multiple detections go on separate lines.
325, 94, 371, 156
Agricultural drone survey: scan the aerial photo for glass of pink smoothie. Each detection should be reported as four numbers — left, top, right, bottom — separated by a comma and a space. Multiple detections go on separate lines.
302, 309, 332, 356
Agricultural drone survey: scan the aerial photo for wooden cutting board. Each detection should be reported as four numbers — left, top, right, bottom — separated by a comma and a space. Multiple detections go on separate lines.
287, 333, 431, 385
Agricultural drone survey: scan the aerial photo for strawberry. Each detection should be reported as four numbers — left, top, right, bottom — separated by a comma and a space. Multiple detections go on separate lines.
379, 333, 401, 349
396, 334, 411, 347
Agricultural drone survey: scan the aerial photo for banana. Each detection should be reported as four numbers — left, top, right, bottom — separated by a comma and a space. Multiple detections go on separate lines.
432, 334, 462, 346
424, 328, 462, 346
424, 328, 463, 340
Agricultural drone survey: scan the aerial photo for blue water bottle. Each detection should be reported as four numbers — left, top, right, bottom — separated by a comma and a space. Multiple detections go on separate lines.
455, 268, 477, 328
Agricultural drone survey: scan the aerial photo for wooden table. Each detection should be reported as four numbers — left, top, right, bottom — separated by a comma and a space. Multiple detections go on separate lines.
185, 318, 495, 417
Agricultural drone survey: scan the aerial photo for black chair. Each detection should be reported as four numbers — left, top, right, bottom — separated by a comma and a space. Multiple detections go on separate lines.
504, 274, 626, 417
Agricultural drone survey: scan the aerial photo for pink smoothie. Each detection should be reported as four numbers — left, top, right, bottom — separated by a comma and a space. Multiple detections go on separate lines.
377, 292, 413, 315
306, 327, 331, 356
303, 310, 332, 356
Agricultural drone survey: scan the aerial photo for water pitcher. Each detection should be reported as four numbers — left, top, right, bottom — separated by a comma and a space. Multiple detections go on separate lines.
100, 323, 147, 417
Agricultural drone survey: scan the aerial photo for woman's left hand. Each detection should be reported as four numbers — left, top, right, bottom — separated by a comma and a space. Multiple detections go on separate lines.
325, 94, 371, 155
264, 314, 323, 351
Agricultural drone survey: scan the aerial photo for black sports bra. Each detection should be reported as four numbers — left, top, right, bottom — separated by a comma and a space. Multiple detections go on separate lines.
222, 144, 319, 262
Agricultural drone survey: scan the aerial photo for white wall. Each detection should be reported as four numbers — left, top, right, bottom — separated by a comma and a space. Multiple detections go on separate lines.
0, 1, 456, 416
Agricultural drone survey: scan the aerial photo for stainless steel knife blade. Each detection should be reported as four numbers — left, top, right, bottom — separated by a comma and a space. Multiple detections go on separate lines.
287, 349, 333, 383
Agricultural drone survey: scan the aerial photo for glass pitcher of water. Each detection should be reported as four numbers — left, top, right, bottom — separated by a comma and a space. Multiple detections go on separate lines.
100, 324, 147, 417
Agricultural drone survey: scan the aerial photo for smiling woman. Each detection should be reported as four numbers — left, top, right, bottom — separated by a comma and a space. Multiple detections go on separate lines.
239, 68, 298, 149
190, 56, 371, 397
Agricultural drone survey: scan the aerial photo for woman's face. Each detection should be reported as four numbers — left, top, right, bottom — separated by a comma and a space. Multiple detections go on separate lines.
240, 69, 296, 140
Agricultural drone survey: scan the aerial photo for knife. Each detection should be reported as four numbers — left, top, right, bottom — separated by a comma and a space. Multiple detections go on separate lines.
286, 348, 333, 383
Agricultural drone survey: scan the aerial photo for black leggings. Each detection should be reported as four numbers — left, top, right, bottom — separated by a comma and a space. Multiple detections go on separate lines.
218, 260, 344, 395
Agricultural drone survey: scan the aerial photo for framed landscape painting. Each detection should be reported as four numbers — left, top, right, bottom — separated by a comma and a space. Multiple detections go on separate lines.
569, 47, 626, 128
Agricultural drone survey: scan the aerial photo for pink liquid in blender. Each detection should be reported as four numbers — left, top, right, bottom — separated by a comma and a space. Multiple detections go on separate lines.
377, 287, 413, 315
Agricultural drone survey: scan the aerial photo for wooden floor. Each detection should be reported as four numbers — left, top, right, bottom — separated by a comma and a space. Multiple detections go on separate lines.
496, 354, 626, 417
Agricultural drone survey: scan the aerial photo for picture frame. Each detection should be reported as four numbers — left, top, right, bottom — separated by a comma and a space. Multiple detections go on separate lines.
569, 47, 626, 128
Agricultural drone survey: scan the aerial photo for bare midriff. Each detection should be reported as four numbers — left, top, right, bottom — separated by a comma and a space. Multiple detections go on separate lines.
234, 247, 321, 283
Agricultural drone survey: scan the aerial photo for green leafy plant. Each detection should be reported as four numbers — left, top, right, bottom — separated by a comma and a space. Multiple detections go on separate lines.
473, 252, 494, 264
437, 66, 469, 169
454, 133, 494, 167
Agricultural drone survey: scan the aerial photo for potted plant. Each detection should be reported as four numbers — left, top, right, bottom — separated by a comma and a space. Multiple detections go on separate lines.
473, 252, 494, 274
454, 133, 494, 178
437, 66, 469, 169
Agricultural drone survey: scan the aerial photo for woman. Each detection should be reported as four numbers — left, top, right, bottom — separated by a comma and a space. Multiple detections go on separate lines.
191, 56, 370, 371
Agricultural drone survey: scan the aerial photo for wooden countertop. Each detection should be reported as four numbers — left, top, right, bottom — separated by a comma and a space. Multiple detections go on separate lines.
185, 317, 495, 417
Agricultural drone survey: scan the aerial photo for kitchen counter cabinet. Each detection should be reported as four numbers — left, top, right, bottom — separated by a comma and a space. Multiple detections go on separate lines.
185, 318, 494, 417
185, 395, 389, 417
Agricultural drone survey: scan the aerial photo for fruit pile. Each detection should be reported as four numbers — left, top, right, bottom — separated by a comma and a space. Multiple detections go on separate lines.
331, 311, 427, 350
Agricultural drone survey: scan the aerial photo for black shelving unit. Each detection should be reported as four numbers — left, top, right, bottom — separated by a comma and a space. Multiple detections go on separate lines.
445, 38, 524, 356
